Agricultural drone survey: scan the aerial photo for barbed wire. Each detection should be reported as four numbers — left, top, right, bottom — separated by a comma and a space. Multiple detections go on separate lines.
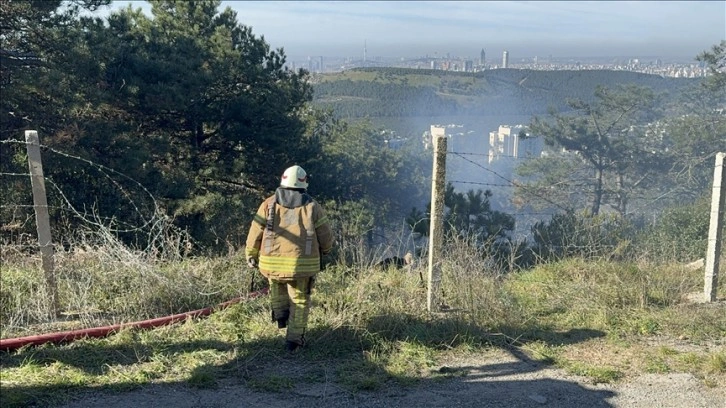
510, 212, 561, 217
0, 202, 150, 231
448, 151, 573, 213
449, 180, 513, 188
0, 172, 32, 177
1, 204, 59, 210
1, 138, 162, 234
446, 149, 713, 218
444, 152, 669, 238
448, 151, 541, 160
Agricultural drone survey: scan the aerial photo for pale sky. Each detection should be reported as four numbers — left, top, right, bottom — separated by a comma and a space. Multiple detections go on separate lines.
105, 1, 726, 60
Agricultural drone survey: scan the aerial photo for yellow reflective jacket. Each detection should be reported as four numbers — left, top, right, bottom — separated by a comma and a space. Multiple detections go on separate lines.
245, 188, 333, 280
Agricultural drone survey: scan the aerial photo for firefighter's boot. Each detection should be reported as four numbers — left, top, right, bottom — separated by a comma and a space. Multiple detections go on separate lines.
285, 336, 305, 353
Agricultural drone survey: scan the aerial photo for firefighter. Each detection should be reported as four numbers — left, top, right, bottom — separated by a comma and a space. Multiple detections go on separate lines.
245, 165, 334, 352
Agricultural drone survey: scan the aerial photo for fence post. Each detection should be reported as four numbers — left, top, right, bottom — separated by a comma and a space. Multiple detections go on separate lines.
427, 134, 447, 312
25, 130, 59, 317
705, 152, 725, 302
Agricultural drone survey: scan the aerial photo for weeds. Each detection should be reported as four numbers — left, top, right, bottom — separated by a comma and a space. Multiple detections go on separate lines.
0, 244, 253, 339
565, 362, 624, 384
1, 231, 724, 407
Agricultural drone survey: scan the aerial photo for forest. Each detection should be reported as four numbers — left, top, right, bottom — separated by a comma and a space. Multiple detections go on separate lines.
312, 67, 699, 117
1, 0, 725, 266
0, 0, 431, 254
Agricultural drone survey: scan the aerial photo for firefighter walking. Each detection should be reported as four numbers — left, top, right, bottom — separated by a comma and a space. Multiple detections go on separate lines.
245, 165, 334, 352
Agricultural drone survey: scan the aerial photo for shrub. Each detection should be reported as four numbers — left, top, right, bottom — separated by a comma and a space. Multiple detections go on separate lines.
635, 197, 711, 262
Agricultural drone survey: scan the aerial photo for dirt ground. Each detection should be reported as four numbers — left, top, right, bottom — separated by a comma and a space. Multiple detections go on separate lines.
58, 348, 725, 408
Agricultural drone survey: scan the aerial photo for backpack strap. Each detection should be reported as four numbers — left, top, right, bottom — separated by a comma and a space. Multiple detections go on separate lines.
266, 198, 276, 232
263, 197, 276, 253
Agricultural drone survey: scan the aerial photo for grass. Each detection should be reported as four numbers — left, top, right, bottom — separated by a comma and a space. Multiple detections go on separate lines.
0, 245, 253, 338
1, 239, 725, 407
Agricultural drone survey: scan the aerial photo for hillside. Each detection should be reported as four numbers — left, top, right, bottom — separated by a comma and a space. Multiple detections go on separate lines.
1, 248, 724, 407
312, 67, 700, 118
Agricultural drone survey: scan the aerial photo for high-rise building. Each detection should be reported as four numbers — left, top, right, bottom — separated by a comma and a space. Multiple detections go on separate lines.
363, 40, 367, 64
480, 49, 486, 65
319, 56, 324, 73
430, 125, 446, 139
488, 125, 542, 164
464, 60, 473, 72
502, 51, 509, 69
423, 125, 447, 150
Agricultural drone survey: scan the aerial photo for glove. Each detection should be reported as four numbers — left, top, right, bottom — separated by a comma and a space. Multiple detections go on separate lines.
320, 251, 333, 271
247, 257, 258, 269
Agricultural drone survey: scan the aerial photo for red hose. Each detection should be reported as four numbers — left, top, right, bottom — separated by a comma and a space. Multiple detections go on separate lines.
0, 288, 268, 352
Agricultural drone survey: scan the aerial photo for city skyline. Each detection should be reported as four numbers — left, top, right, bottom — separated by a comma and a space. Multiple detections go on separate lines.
105, 1, 725, 61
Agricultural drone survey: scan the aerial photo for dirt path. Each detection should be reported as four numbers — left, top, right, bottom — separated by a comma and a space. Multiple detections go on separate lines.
59, 349, 724, 408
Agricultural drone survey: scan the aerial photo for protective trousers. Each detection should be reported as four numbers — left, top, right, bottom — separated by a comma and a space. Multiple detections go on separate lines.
269, 277, 313, 345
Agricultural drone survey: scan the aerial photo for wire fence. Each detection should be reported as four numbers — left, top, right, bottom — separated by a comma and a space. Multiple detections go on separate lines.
0, 140, 717, 251
2, 138, 161, 230
0, 138, 185, 259
0, 135, 722, 337
444, 148, 715, 220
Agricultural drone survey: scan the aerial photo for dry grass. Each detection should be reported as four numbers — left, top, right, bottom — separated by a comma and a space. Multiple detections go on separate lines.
0, 239, 254, 339
1, 232, 724, 407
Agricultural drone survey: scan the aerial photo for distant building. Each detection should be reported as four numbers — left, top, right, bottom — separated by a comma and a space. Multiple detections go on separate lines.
480, 49, 486, 65
423, 125, 447, 150
502, 51, 509, 69
464, 60, 473, 72
363, 40, 367, 65
488, 125, 542, 164
431, 125, 446, 138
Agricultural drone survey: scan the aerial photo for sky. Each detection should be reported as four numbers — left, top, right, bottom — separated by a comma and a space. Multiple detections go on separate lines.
105, 1, 725, 61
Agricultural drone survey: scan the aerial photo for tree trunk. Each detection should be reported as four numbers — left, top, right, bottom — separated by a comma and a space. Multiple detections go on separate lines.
591, 160, 603, 216
616, 173, 627, 216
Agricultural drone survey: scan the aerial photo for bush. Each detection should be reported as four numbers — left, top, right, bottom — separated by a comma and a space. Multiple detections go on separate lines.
530, 211, 635, 262
635, 197, 711, 262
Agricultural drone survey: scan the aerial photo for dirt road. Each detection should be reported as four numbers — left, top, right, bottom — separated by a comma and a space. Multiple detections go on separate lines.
59, 349, 724, 408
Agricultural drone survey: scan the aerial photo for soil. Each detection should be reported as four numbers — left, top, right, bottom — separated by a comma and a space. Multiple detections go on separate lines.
58, 347, 725, 408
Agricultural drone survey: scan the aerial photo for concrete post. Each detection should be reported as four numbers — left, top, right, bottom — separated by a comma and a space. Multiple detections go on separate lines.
25, 130, 59, 316
705, 152, 725, 302
427, 134, 447, 312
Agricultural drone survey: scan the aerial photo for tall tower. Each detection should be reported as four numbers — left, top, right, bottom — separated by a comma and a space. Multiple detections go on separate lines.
480, 49, 486, 65
363, 40, 367, 65
502, 50, 509, 69
319, 56, 324, 73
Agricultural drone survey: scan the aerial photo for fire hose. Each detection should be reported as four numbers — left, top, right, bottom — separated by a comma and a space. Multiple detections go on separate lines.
0, 287, 268, 352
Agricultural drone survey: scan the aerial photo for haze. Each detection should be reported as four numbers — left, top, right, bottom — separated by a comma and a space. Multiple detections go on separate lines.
106, 1, 726, 61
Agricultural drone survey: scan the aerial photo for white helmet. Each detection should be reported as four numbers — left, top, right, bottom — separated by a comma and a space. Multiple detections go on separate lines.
280, 165, 308, 189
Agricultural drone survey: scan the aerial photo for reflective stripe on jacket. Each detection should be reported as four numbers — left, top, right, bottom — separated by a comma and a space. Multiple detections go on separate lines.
245, 189, 333, 280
